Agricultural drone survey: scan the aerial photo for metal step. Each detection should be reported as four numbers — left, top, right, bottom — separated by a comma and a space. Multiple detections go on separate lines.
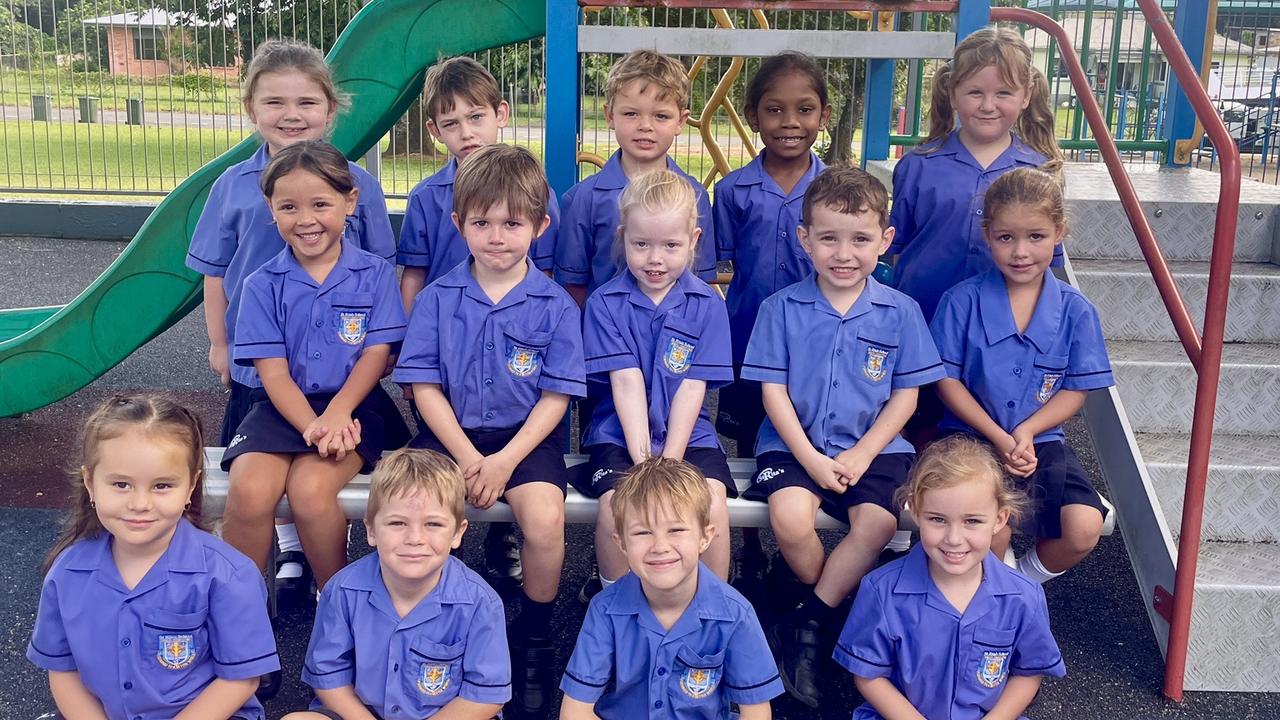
1184, 540, 1280, 692
1136, 432, 1280, 543
1072, 259, 1280, 343
1109, 340, 1280, 435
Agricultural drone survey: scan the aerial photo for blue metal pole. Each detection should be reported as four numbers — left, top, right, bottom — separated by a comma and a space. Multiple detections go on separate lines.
545, 0, 580, 197
955, 0, 990, 39
862, 57, 894, 164
1163, 0, 1210, 167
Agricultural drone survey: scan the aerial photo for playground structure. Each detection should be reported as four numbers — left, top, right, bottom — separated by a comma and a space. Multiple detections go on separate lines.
0, 0, 1269, 703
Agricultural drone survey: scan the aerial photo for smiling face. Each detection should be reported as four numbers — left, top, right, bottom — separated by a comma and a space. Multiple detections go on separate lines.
427, 95, 509, 161
985, 204, 1064, 290
366, 490, 467, 587
615, 501, 714, 597
798, 203, 893, 297
952, 64, 1031, 149
913, 476, 1010, 586
84, 427, 196, 558
748, 70, 831, 165
245, 69, 335, 155
606, 80, 690, 170
268, 167, 357, 267
622, 206, 698, 304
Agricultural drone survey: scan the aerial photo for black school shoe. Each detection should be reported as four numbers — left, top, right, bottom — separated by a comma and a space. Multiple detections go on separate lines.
767, 617, 824, 709
274, 550, 314, 609
508, 639, 555, 719
255, 669, 282, 702
483, 523, 523, 599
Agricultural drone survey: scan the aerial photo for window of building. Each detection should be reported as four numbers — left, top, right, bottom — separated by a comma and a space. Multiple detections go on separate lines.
133, 27, 162, 60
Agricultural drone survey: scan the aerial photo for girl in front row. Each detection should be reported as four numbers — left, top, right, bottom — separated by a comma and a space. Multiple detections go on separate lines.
220, 140, 408, 591
835, 434, 1065, 720
28, 394, 279, 720
575, 169, 736, 585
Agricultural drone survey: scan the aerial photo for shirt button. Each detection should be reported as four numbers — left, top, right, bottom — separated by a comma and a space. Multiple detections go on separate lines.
123, 681, 133, 690
655, 700, 664, 709
121, 638, 130, 647
485, 411, 494, 420
314, 319, 323, 327
836, 348, 843, 356
976, 209, 983, 215
778, 263, 786, 269
833, 380, 840, 388
391, 706, 400, 713
485, 378, 493, 386
828, 412, 837, 419
311, 383, 319, 390
1014, 367, 1022, 375
781, 231, 788, 237
1007, 401, 1016, 408
657, 667, 667, 676
485, 342, 494, 350
313, 351, 321, 359
392, 664, 399, 672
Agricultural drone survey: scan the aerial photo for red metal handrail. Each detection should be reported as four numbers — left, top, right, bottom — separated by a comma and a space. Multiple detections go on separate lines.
993, 3, 1240, 703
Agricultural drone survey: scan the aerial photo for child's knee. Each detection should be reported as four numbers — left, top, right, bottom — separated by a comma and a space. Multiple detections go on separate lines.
1060, 507, 1103, 555
769, 501, 815, 543
847, 504, 897, 545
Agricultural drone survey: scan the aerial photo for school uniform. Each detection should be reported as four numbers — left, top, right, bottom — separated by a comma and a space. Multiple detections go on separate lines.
930, 269, 1114, 537
223, 239, 409, 473
27, 519, 279, 720
713, 151, 824, 445
392, 258, 586, 491
561, 564, 784, 719
577, 270, 735, 496
397, 158, 560, 285
888, 131, 1059, 323
302, 553, 510, 718
834, 543, 1066, 720
741, 275, 944, 518
554, 150, 717, 292
186, 144, 396, 442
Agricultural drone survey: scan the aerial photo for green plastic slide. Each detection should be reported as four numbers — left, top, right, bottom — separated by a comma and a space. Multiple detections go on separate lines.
0, 0, 544, 417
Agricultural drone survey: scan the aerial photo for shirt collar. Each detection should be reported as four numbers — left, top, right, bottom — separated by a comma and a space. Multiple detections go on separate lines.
266, 237, 374, 291
344, 554, 476, 627
606, 564, 735, 640
734, 151, 826, 199
594, 150, 692, 191
892, 543, 1021, 624
927, 130, 1044, 172
977, 270, 1063, 353
437, 257, 552, 308
67, 519, 207, 595
425, 158, 458, 187
237, 143, 272, 176
606, 268, 711, 312
788, 273, 898, 319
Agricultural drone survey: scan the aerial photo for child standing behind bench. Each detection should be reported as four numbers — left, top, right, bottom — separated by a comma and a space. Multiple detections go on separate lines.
393, 144, 586, 720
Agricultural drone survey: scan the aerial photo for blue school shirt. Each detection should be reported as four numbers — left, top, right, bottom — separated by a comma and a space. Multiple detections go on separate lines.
397, 158, 560, 284
560, 564, 783, 719
233, 240, 406, 394
714, 150, 825, 366
554, 150, 717, 292
186, 144, 396, 386
27, 519, 279, 720
392, 258, 587, 430
583, 270, 733, 452
930, 269, 1114, 444
302, 553, 510, 717
741, 275, 944, 457
834, 544, 1065, 720
888, 131, 1057, 322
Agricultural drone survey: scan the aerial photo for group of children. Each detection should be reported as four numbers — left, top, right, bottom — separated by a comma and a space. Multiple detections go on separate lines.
27, 23, 1116, 720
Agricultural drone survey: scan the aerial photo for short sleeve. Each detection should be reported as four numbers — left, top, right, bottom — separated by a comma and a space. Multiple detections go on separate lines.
458, 593, 512, 704
537, 300, 588, 398
712, 177, 737, 262
891, 300, 945, 389
530, 190, 560, 271
887, 157, 918, 256
232, 273, 285, 366
207, 560, 280, 679
301, 582, 357, 689
559, 598, 615, 703
397, 184, 432, 268
929, 289, 969, 381
391, 290, 443, 385
740, 296, 788, 385
832, 576, 895, 680
1062, 299, 1114, 391
687, 298, 734, 387
722, 605, 784, 705
26, 571, 75, 672
352, 166, 396, 262
554, 184, 592, 286
186, 173, 236, 277
583, 295, 639, 377
692, 184, 717, 282
1009, 585, 1066, 679
363, 262, 408, 348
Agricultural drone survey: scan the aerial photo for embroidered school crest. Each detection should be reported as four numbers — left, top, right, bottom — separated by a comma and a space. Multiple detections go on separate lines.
679, 666, 720, 699
507, 345, 539, 377
863, 346, 889, 382
337, 311, 367, 346
977, 650, 1010, 688
1037, 373, 1063, 403
417, 662, 451, 696
157, 634, 195, 670
664, 338, 694, 375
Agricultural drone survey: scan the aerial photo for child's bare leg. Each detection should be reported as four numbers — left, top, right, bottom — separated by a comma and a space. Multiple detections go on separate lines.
596, 490, 629, 581
506, 482, 566, 603
1035, 504, 1104, 573
815, 504, 896, 607
768, 487, 824, 584
223, 452, 290, 572
284, 452, 362, 589
702, 480, 731, 580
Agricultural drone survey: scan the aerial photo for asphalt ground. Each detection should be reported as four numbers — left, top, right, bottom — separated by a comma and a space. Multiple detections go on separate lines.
2, 236, 1278, 719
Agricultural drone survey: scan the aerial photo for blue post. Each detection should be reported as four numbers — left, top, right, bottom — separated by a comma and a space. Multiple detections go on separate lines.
1163, 0, 1210, 166
545, 0, 580, 197
862, 57, 894, 164
955, 0, 990, 39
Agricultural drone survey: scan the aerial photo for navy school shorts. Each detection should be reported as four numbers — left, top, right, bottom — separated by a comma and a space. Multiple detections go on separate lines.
409, 420, 569, 495
743, 450, 914, 521
571, 443, 737, 498
715, 378, 767, 451
218, 380, 256, 446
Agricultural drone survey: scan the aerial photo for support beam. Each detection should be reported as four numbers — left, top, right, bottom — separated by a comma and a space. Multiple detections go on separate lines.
545, 0, 580, 197
1163, 0, 1210, 166
578, 26, 954, 59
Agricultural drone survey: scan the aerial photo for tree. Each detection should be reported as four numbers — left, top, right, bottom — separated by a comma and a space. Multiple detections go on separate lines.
193, 0, 361, 70
53, 0, 144, 71
1, 5, 51, 67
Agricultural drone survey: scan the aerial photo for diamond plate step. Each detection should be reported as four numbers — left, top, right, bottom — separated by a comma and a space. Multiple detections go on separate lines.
1072, 259, 1280, 343
1135, 432, 1280, 543
1109, 340, 1280, 435
1184, 541, 1280, 692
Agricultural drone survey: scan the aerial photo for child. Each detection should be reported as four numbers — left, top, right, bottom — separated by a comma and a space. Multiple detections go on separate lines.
286, 449, 509, 720
186, 38, 397, 593
576, 169, 735, 587
888, 26, 1063, 324
554, 49, 717, 306
28, 394, 279, 719
220, 141, 408, 592
930, 167, 1114, 583
740, 166, 944, 708
393, 144, 586, 719
835, 435, 1065, 719
560, 458, 784, 719
714, 51, 830, 448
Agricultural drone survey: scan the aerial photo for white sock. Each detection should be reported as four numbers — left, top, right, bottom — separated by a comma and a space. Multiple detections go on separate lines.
599, 575, 617, 590
1002, 547, 1018, 569
1016, 546, 1064, 584
276, 523, 301, 553
886, 530, 912, 552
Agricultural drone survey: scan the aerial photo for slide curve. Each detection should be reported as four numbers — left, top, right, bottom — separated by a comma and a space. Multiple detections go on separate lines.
0, 0, 545, 417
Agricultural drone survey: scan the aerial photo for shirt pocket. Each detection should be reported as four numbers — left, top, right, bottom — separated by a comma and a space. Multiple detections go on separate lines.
502, 328, 553, 381
667, 645, 727, 718
656, 314, 702, 377
969, 626, 1017, 691
404, 638, 466, 709
329, 291, 375, 347
1032, 353, 1069, 405
853, 330, 898, 387
140, 607, 211, 684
